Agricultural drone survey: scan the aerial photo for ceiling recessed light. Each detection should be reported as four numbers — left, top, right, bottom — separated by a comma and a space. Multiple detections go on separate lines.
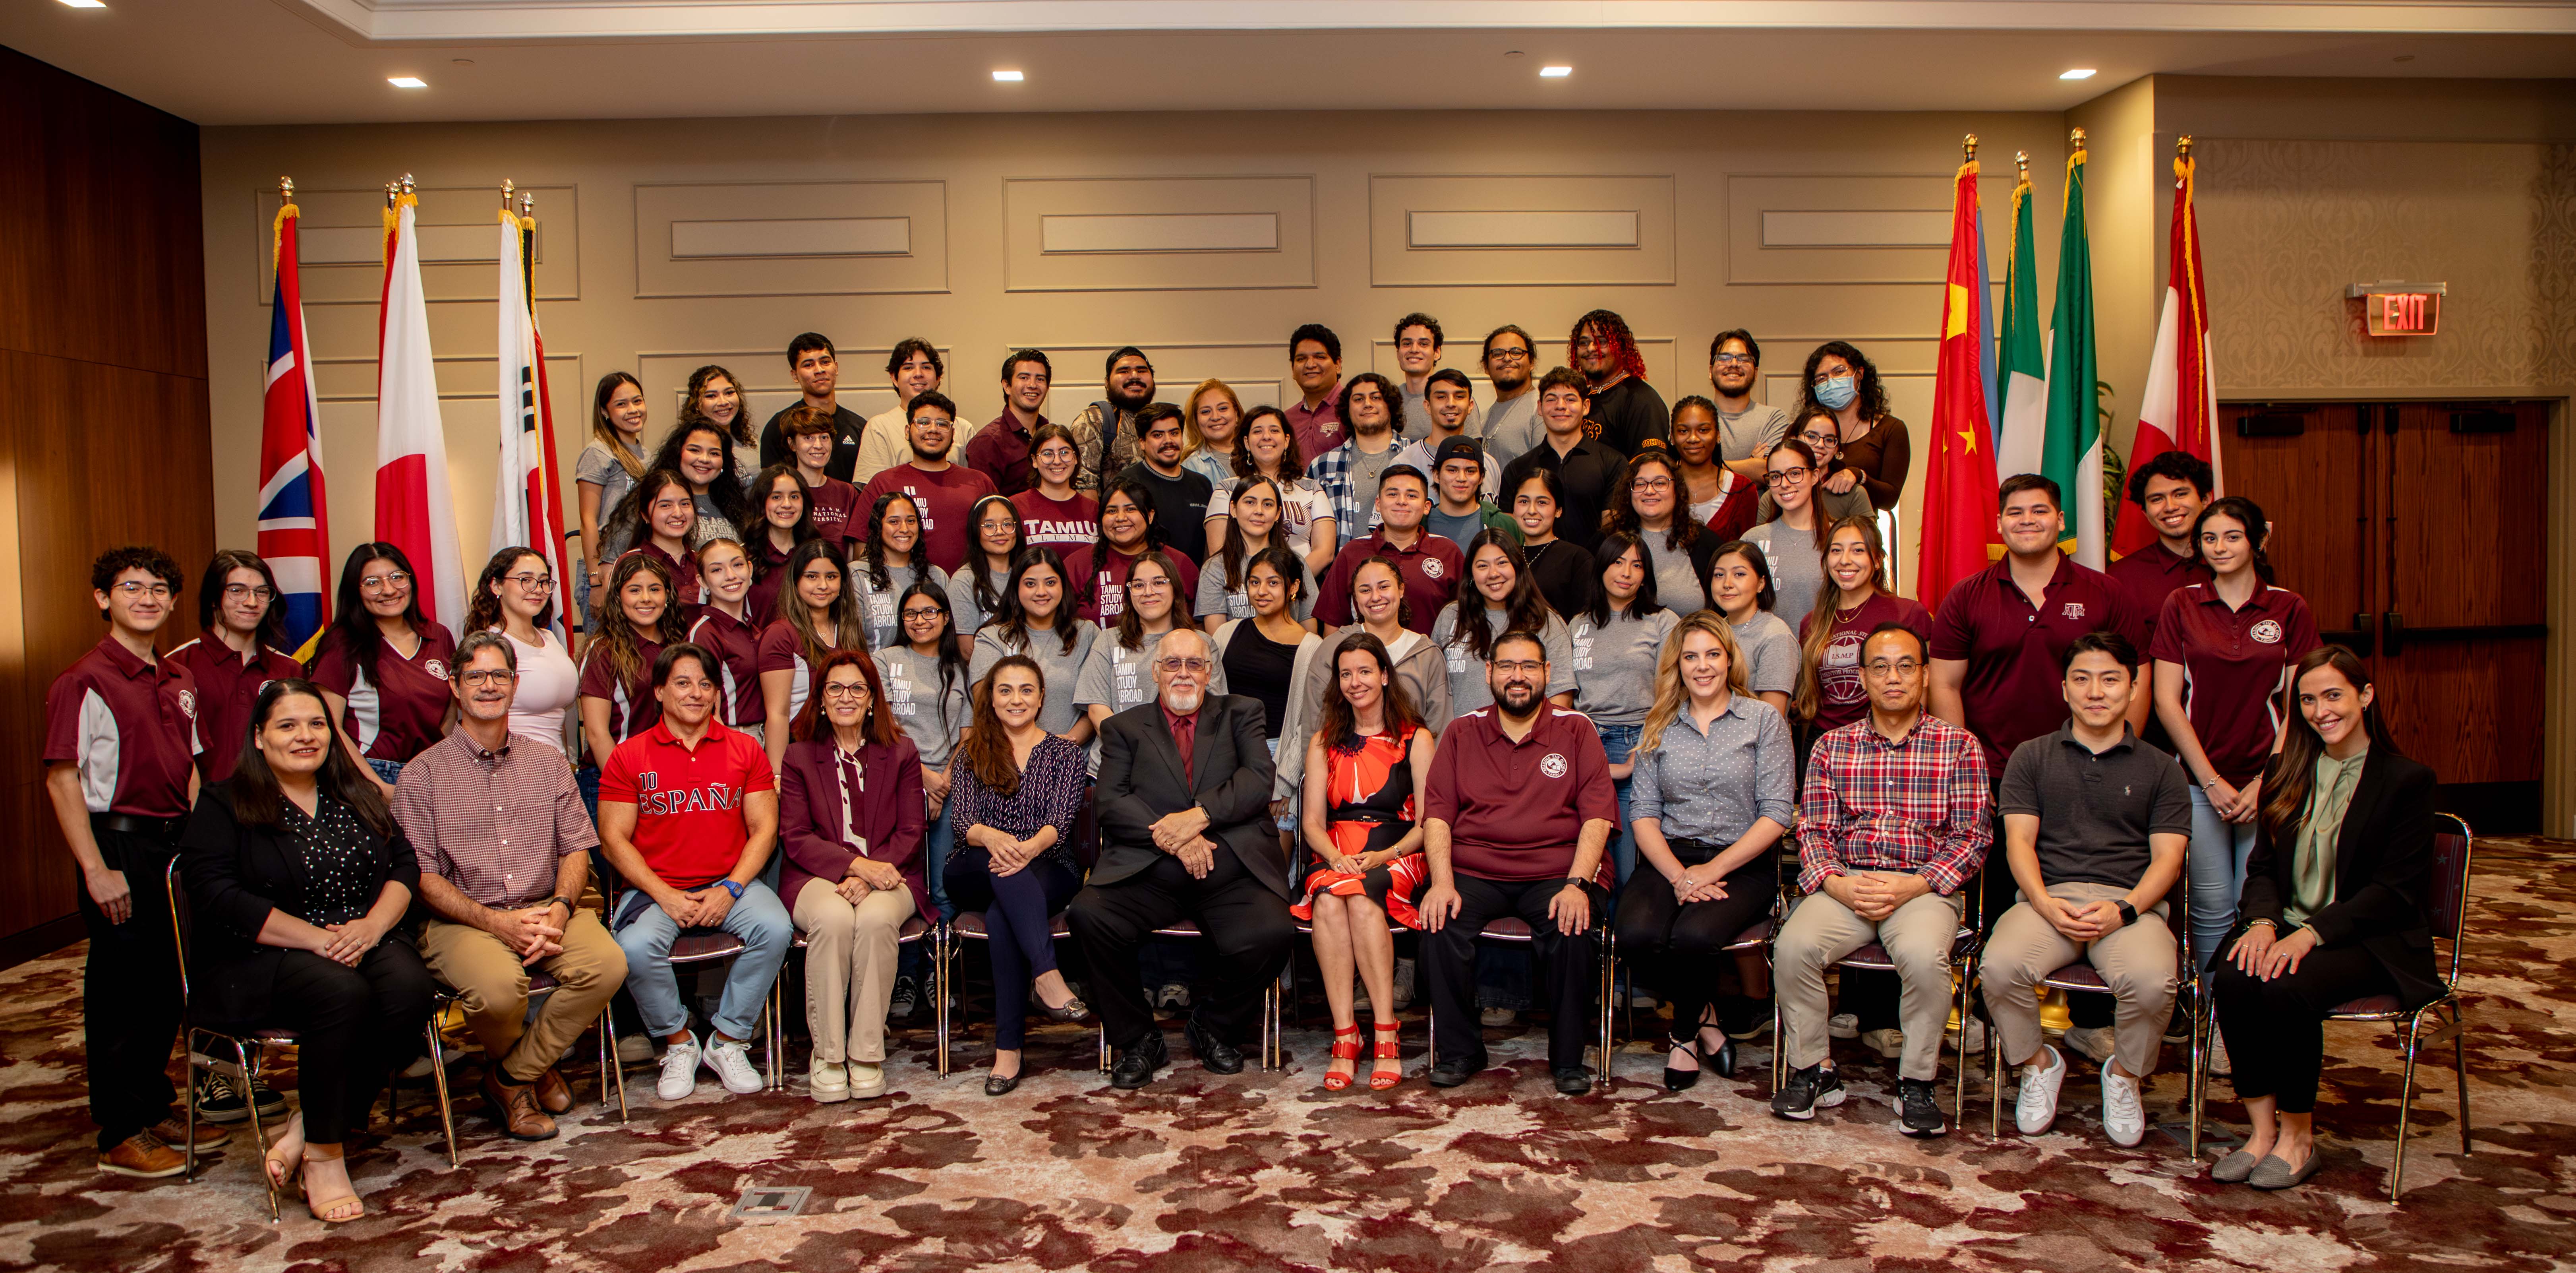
1539, 65, 1572, 78
2060, 68, 2097, 80
59, 0, 108, 9
388, 76, 427, 89
992, 70, 1024, 82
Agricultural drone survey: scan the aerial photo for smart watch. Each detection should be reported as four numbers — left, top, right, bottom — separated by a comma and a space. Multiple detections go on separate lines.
2114, 901, 2138, 927
545, 895, 572, 917
718, 880, 746, 899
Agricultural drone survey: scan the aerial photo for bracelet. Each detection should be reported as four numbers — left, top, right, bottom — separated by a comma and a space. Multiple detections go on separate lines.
2245, 918, 2277, 931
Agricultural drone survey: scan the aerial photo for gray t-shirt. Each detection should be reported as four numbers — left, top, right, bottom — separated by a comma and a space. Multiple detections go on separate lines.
1717, 402, 1793, 465
1193, 551, 1319, 623
1481, 392, 1543, 470
1430, 603, 1577, 721
1729, 610, 1800, 697
969, 619, 1100, 738
575, 442, 639, 563
1746, 519, 1825, 631
1570, 606, 1679, 726
1998, 726, 2195, 890
1639, 533, 1707, 614
1345, 442, 1402, 521
872, 644, 969, 770
852, 562, 948, 655
1425, 507, 1490, 551
944, 565, 1008, 638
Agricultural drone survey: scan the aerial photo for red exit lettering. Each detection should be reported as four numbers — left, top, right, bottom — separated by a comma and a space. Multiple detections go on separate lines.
2381, 293, 2425, 331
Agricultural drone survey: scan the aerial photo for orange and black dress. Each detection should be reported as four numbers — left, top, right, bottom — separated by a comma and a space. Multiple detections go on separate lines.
1291, 725, 1430, 930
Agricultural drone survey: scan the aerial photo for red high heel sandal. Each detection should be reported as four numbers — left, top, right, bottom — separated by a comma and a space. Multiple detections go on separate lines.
1324, 1024, 1362, 1091
1369, 1021, 1404, 1091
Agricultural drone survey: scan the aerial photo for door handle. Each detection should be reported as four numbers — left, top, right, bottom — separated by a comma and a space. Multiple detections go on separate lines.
2340, 612, 2378, 658
2385, 611, 2403, 657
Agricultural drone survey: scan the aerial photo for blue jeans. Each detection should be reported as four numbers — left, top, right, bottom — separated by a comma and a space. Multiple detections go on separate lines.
367, 757, 405, 786
1595, 722, 1642, 889
923, 797, 957, 921
612, 882, 793, 1042
2186, 783, 2260, 980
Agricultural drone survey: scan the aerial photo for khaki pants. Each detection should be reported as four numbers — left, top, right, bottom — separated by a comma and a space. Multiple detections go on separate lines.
418, 910, 627, 1085
1776, 887, 1964, 1081
790, 877, 916, 1066
1980, 882, 2177, 1078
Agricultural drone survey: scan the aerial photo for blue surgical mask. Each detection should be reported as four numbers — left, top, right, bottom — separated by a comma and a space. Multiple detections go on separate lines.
1814, 374, 1858, 411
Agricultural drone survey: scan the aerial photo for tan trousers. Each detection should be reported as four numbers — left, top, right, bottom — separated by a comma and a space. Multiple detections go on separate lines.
418, 910, 627, 1085
1776, 887, 1964, 1081
791, 877, 916, 1066
1980, 881, 2178, 1078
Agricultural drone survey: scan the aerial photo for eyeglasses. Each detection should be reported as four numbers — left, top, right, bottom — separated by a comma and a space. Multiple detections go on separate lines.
1632, 476, 1674, 493
1486, 348, 1531, 363
360, 571, 412, 591
222, 583, 275, 602
1491, 659, 1547, 675
1155, 657, 1213, 673
1572, 335, 1609, 351
1864, 659, 1922, 678
111, 581, 173, 599
1763, 467, 1812, 488
506, 572, 555, 591
459, 669, 516, 687
1712, 353, 1754, 367
1797, 433, 1837, 450
900, 606, 944, 621
820, 683, 869, 699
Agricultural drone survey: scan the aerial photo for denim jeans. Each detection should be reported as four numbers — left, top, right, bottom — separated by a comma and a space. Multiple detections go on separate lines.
367, 757, 405, 786
1595, 722, 1643, 889
612, 882, 793, 1042
923, 797, 957, 921
2186, 783, 2260, 980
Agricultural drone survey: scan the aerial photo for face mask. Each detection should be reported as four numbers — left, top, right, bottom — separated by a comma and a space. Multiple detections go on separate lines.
1814, 374, 1858, 411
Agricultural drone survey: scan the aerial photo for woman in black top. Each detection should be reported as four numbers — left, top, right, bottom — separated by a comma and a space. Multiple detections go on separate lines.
1213, 546, 1321, 849
180, 678, 429, 1224
1503, 463, 1597, 619
2210, 646, 2441, 1191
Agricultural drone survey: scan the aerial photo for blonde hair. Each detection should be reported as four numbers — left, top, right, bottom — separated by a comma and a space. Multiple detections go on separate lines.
1636, 610, 1752, 756
1183, 378, 1246, 456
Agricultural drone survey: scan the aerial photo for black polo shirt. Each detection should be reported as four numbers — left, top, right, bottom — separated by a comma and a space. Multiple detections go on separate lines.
1997, 724, 2192, 891
758, 403, 866, 482
1505, 438, 1628, 552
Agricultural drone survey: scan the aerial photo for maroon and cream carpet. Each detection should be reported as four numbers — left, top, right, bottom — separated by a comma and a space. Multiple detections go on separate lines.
2, 839, 2570, 1271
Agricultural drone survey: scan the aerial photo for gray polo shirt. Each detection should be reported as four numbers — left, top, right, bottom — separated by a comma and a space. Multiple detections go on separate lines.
1630, 693, 1798, 846
1569, 606, 1679, 726
1998, 725, 2194, 890
872, 644, 969, 770
1431, 604, 1576, 721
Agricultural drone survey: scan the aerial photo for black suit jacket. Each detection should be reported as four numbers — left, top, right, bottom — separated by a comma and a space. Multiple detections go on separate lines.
2239, 747, 2443, 1009
178, 783, 421, 1025
1091, 694, 1285, 897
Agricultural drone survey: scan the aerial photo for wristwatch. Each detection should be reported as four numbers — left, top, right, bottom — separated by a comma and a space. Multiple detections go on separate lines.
545, 895, 572, 917
718, 880, 746, 899
2114, 900, 2138, 926
1565, 876, 1592, 890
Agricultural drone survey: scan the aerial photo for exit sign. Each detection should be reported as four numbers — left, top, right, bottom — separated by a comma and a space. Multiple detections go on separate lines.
2347, 281, 2444, 336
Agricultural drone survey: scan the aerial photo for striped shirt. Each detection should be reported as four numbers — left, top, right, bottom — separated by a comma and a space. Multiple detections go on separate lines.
1797, 712, 1992, 896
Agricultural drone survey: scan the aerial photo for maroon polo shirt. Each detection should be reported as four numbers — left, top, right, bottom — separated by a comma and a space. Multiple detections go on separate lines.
1798, 592, 1934, 734
576, 636, 665, 742
168, 636, 303, 783
1013, 489, 1099, 555
1424, 703, 1617, 881
1064, 544, 1201, 626
855, 462, 999, 576
687, 604, 768, 729
966, 411, 1046, 496
2151, 582, 2321, 787
621, 543, 703, 616
747, 537, 797, 628
309, 622, 458, 763
1311, 530, 1467, 634
1928, 553, 2145, 774
44, 637, 202, 818
1285, 389, 1344, 467
2107, 541, 2215, 653
805, 477, 863, 547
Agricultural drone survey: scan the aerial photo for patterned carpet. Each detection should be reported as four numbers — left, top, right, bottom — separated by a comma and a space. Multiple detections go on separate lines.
2, 838, 2570, 1272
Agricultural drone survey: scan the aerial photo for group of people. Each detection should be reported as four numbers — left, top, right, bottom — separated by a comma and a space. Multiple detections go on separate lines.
49, 313, 2447, 1219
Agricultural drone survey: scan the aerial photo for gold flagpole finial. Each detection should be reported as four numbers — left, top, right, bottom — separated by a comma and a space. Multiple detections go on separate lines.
2071, 127, 2087, 148
2177, 134, 2195, 158
279, 176, 294, 200
519, 189, 534, 217
2015, 151, 2029, 182
383, 182, 395, 207
1963, 134, 1979, 162
399, 173, 416, 196
501, 178, 514, 207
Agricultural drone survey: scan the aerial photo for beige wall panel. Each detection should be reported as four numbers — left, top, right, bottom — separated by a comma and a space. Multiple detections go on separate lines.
309, 353, 583, 572
253, 183, 578, 306
633, 180, 947, 298
1038, 342, 1296, 413
1727, 175, 1955, 285
1004, 176, 1315, 292
1370, 174, 1675, 288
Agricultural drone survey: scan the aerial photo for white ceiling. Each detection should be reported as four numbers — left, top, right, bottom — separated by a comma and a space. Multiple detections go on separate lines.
4, 0, 2573, 125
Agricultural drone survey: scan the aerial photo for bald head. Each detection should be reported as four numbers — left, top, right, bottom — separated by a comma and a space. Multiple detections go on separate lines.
1154, 627, 1212, 713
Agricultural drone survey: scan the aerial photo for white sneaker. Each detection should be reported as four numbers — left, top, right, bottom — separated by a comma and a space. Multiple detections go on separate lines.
2205, 1034, 2232, 1078
1479, 1007, 1518, 1028
1860, 1027, 1903, 1059
2101, 1066, 2147, 1147
2062, 1024, 2117, 1064
703, 1036, 764, 1095
1955, 1017, 1988, 1055
848, 1061, 886, 1099
2015, 1044, 2067, 1135
618, 1035, 658, 1065
656, 1035, 703, 1100
809, 1060, 849, 1104
1828, 1012, 1859, 1040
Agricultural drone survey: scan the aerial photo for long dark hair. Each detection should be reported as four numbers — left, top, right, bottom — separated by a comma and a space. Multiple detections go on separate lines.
226, 678, 395, 836
990, 546, 1081, 657
645, 420, 748, 529
1795, 515, 1888, 722
199, 549, 286, 651
780, 539, 870, 669
746, 464, 817, 568
1081, 476, 1162, 608
464, 546, 553, 637
1605, 451, 1702, 553
319, 543, 426, 686
896, 579, 969, 711
605, 468, 699, 560
1586, 531, 1658, 627
1215, 475, 1285, 590
1235, 405, 1303, 480
586, 551, 687, 697
1245, 545, 1307, 617
2258, 645, 2399, 850
2194, 494, 2276, 585
859, 490, 921, 593
1449, 529, 1550, 662
590, 370, 648, 479
1319, 633, 1425, 756
1114, 550, 1184, 651
961, 494, 1025, 616
681, 363, 756, 450
961, 653, 1045, 797
1350, 554, 1414, 630
1794, 340, 1891, 426
795, 648, 899, 746
1764, 438, 1833, 549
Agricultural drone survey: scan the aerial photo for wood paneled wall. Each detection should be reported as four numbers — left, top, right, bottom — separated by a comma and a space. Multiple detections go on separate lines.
0, 45, 215, 963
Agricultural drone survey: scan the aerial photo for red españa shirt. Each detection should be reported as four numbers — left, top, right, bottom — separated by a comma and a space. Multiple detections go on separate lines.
599, 718, 775, 889
1928, 554, 2145, 775
2151, 582, 2321, 787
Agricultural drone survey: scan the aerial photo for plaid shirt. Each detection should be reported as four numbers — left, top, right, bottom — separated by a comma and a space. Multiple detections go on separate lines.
1797, 712, 1992, 897
1307, 437, 1400, 551
394, 728, 600, 909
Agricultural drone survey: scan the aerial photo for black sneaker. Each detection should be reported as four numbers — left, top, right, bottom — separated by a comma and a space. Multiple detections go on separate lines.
1769, 1063, 1845, 1120
888, 976, 921, 1020
1896, 1077, 1949, 1138
193, 1071, 281, 1124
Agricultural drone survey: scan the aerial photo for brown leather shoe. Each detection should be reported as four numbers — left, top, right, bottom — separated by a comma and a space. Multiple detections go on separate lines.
533, 1066, 574, 1116
481, 1069, 559, 1141
98, 1132, 188, 1178
151, 1116, 230, 1150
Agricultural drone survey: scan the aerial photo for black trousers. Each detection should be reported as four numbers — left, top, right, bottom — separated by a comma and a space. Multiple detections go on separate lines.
1425, 874, 1607, 1072
1067, 849, 1294, 1051
1613, 852, 1771, 1040
2212, 940, 2396, 1116
80, 825, 185, 1152
258, 942, 435, 1143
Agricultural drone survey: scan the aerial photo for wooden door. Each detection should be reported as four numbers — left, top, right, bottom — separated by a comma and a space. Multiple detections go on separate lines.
2218, 403, 2371, 649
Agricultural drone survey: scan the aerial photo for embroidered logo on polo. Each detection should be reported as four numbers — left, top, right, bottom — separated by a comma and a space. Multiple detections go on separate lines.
1539, 752, 1569, 779
1420, 557, 1445, 579
176, 689, 197, 719
2250, 620, 2284, 644
424, 659, 449, 680
2059, 603, 2087, 620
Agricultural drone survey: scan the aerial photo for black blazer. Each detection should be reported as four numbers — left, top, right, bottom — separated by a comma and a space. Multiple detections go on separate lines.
2239, 747, 2443, 1009
178, 784, 421, 1025
1091, 694, 1285, 898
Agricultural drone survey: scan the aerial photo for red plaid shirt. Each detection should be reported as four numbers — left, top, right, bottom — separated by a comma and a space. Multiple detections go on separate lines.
1797, 712, 1992, 897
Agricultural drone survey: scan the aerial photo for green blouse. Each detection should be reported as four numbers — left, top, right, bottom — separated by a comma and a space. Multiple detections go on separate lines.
2287, 747, 2367, 927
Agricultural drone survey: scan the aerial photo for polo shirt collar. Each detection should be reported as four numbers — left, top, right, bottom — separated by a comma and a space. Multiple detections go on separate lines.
648, 717, 727, 752
2195, 578, 2274, 608
1988, 549, 2075, 591
1480, 702, 1559, 748
1369, 531, 1429, 557
2052, 721, 2139, 756
96, 636, 155, 678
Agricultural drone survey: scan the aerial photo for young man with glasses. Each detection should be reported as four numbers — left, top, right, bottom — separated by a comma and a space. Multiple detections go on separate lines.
1708, 329, 1790, 480
47, 546, 222, 1178
1478, 326, 1543, 469
400, 633, 626, 1141
1774, 624, 1992, 1136
169, 550, 305, 785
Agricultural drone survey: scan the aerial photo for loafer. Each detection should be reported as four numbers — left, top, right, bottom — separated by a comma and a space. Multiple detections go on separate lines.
1109, 1032, 1169, 1090
1427, 1059, 1481, 1089
2210, 1149, 2261, 1183
1184, 1018, 1244, 1075
2249, 1151, 2325, 1191
984, 1070, 1021, 1097
1553, 1068, 1593, 1096
847, 1062, 887, 1099
1035, 994, 1093, 1025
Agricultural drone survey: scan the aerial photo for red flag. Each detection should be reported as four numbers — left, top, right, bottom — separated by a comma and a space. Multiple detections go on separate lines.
2114, 146, 2218, 556
1914, 155, 2003, 611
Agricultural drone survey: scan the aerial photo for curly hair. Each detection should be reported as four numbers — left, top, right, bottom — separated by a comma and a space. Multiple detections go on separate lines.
1793, 341, 1892, 425
680, 363, 755, 450
1572, 309, 1649, 383
859, 490, 921, 593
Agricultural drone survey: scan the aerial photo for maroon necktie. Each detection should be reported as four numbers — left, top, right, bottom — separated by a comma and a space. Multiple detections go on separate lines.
1167, 708, 1195, 783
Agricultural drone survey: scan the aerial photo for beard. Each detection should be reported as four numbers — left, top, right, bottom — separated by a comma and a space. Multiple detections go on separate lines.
1491, 368, 1530, 394
1164, 686, 1204, 713
1108, 380, 1154, 411
1495, 682, 1541, 718
911, 437, 949, 461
